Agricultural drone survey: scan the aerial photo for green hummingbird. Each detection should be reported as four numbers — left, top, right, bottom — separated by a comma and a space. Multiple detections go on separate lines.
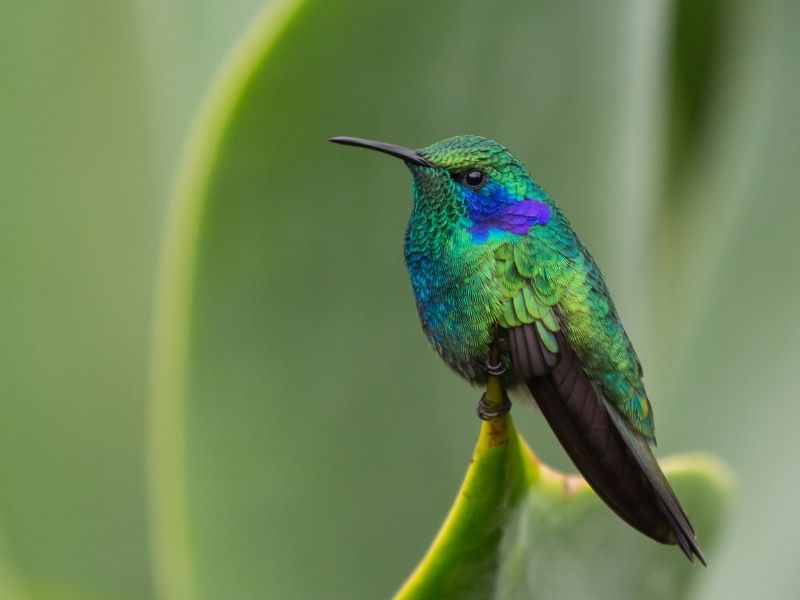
331, 134, 705, 564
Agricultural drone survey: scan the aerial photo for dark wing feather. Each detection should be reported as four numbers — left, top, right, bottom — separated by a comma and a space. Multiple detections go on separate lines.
508, 325, 705, 565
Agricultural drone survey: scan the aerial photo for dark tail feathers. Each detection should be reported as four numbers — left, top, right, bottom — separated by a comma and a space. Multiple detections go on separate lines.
508, 325, 705, 564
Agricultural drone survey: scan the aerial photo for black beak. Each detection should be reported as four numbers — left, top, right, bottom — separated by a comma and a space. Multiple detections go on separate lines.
329, 136, 433, 168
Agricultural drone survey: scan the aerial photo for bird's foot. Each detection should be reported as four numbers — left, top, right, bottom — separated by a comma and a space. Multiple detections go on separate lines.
483, 358, 506, 376
476, 392, 512, 420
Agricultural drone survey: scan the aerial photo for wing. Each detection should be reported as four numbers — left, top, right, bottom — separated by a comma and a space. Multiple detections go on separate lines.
494, 228, 705, 563
498, 218, 656, 441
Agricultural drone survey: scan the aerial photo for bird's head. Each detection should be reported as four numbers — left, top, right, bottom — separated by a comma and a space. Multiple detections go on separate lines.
331, 135, 552, 242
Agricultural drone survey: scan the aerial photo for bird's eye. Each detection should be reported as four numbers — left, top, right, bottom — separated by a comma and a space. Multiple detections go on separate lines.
463, 169, 486, 190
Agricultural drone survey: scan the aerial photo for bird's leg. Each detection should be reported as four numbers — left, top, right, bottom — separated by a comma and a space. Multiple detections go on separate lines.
483, 358, 506, 376
476, 330, 512, 420
481, 325, 507, 376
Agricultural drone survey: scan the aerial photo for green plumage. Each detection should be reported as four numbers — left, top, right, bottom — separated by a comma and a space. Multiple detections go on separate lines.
496, 205, 654, 440
331, 134, 704, 563
407, 136, 654, 440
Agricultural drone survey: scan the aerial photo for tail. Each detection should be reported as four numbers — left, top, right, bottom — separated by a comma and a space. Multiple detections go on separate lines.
508, 325, 705, 564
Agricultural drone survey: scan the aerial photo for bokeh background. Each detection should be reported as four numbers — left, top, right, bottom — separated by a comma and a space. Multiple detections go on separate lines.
1, 1, 798, 599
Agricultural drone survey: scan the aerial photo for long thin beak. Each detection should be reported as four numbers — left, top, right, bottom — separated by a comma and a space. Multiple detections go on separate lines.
329, 136, 433, 168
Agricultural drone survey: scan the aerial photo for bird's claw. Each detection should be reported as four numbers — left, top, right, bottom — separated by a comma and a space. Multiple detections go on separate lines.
476, 392, 512, 420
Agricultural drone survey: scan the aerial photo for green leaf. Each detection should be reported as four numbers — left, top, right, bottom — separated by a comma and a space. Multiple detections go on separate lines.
395, 412, 730, 600
149, 1, 736, 599
1, 1, 270, 598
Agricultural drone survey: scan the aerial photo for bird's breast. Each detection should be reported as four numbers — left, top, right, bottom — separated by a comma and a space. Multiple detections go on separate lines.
403, 222, 502, 381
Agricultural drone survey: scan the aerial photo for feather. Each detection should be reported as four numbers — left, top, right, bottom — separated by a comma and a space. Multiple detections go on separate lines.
508, 324, 705, 564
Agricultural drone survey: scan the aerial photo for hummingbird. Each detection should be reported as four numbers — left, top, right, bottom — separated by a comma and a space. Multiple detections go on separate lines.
330, 134, 705, 564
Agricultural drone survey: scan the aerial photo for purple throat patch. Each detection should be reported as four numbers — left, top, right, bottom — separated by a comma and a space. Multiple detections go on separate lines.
468, 198, 551, 242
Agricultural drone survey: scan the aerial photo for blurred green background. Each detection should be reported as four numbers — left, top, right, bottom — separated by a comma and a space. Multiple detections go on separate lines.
1, 0, 798, 599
